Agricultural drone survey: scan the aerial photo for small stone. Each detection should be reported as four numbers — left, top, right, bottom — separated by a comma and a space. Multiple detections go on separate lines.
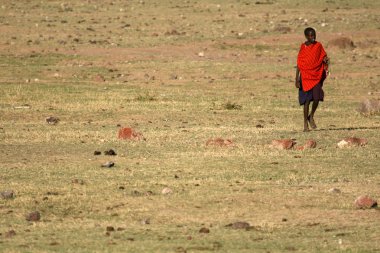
26, 211, 41, 222
354, 195, 377, 209
198, 51, 205, 57
94, 151, 101, 155
1, 190, 14, 199
141, 218, 150, 225
328, 188, 341, 194
45, 116, 60, 125
72, 179, 84, 185
106, 226, 115, 232
101, 161, 115, 168
226, 221, 251, 229
199, 227, 210, 233
104, 149, 117, 156
161, 187, 173, 195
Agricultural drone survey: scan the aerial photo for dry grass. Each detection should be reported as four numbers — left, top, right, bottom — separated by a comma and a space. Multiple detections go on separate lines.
1, 0, 380, 252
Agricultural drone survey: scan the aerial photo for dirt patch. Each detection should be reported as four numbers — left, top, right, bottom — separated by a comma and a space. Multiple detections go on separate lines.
328, 37, 355, 49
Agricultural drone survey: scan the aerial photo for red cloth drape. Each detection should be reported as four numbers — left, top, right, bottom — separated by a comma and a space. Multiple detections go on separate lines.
297, 42, 327, 92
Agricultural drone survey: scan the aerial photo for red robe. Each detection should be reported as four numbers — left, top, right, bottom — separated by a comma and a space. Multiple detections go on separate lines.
297, 42, 327, 92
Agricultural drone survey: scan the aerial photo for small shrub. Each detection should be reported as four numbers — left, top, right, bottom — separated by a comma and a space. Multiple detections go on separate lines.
136, 93, 156, 102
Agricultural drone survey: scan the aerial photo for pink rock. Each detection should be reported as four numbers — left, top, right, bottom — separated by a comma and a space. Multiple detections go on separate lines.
296, 139, 317, 150
271, 139, 295, 150
354, 195, 377, 209
118, 127, 144, 140
206, 138, 235, 147
337, 137, 368, 148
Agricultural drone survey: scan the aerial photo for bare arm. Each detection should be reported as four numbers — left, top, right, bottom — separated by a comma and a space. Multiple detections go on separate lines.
295, 66, 300, 88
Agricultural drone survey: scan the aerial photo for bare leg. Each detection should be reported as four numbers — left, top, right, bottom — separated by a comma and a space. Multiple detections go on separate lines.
303, 101, 310, 132
308, 101, 319, 129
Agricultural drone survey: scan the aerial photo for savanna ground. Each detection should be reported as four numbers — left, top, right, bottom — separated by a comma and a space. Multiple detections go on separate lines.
1, 0, 380, 252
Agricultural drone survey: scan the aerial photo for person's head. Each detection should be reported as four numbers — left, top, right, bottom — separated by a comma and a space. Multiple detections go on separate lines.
304, 27, 316, 43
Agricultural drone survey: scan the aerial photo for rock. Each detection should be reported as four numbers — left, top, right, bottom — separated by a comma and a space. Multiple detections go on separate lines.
206, 138, 235, 147
26, 211, 41, 222
296, 139, 317, 150
118, 127, 145, 140
271, 139, 296, 150
141, 218, 150, 225
161, 187, 173, 195
46, 116, 60, 125
198, 51, 205, 57
354, 195, 377, 209
5, 230, 16, 238
101, 161, 115, 168
328, 37, 355, 49
337, 137, 367, 148
199, 227, 210, 233
104, 149, 117, 156
106, 226, 115, 232
357, 99, 380, 115
72, 179, 84, 185
94, 151, 101, 155
1, 190, 14, 199
328, 188, 341, 194
226, 221, 251, 229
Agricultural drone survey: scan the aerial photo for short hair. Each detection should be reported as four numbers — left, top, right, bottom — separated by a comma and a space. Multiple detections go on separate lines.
304, 27, 316, 36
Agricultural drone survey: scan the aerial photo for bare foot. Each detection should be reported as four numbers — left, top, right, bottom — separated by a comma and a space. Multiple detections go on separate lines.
304, 122, 309, 132
308, 116, 317, 129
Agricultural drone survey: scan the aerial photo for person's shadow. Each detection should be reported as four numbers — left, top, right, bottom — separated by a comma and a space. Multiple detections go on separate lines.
315, 126, 380, 131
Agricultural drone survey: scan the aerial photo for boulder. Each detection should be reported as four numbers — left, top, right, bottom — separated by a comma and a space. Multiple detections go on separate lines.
354, 195, 377, 209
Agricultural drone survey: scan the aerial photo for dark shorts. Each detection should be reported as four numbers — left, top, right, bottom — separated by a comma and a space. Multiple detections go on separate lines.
299, 77, 325, 105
